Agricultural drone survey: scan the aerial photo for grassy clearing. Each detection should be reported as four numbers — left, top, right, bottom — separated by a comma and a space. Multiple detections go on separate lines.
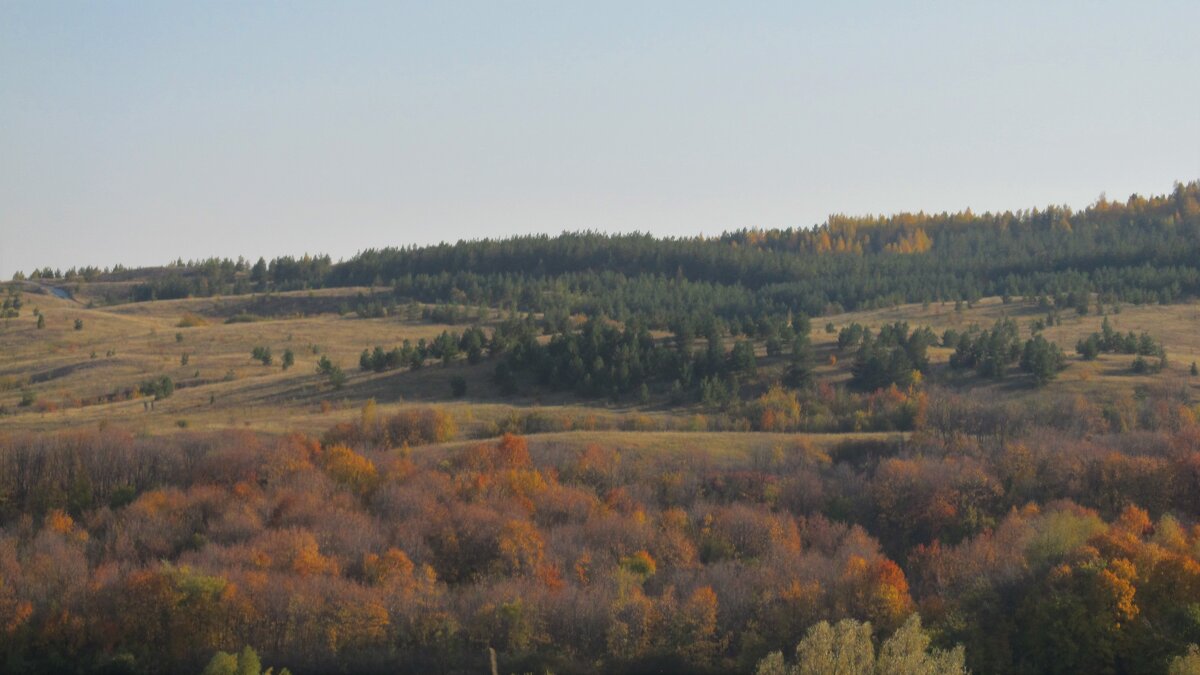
0, 287, 504, 432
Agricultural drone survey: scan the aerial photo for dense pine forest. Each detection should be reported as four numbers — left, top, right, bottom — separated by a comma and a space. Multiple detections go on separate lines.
3, 182, 1200, 674
25, 182, 1200, 322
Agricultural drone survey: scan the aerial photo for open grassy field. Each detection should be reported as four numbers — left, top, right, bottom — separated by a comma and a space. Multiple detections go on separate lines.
2, 283, 1197, 438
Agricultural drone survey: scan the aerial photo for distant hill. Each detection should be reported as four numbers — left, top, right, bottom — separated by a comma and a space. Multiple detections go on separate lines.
14, 181, 1200, 324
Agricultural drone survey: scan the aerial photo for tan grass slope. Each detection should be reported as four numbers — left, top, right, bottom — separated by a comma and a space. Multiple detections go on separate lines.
1, 284, 1197, 437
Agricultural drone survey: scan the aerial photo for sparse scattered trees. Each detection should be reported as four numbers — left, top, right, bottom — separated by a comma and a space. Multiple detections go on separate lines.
1076, 317, 1165, 362
138, 375, 174, 400
1, 289, 22, 318
251, 346, 273, 366
317, 355, 346, 389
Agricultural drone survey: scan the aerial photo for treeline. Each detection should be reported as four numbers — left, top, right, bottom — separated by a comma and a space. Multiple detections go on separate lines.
330, 183, 1200, 315
128, 256, 333, 302
358, 328, 488, 373
490, 314, 780, 402
2, 385, 1200, 673
28, 182, 1200, 322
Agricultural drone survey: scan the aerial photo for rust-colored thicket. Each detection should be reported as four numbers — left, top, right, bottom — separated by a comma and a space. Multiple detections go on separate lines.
1, 387, 1200, 673
321, 407, 457, 451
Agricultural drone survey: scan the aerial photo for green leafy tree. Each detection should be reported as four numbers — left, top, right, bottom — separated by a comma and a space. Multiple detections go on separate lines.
794, 618, 875, 675
1020, 336, 1066, 386
756, 615, 965, 675
328, 365, 346, 389
316, 355, 346, 389
139, 375, 175, 400
461, 327, 485, 364
200, 646, 289, 675
1076, 334, 1100, 360
1171, 645, 1200, 675
876, 615, 967, 674
784, 333, 815, 388
1015, 558, 1139, 674
730, 340, 757, 375
249, 257, 268, 289
949, 319, 1022, 378
251, 346, 272, 366
201, 651, 238, 675
236, 646, 261, 675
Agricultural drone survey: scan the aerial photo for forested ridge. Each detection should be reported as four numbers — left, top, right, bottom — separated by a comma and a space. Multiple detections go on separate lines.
25, 182, 1200, 322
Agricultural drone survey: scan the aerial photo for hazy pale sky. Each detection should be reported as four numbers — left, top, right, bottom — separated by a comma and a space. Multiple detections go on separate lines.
2, 1, 1198, 278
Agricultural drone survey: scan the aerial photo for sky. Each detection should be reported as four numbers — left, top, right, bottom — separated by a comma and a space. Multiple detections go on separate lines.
2, 1, 1198, 279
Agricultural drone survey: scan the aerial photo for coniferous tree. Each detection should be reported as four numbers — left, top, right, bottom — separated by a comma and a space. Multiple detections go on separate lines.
1020, 335, 1066, 385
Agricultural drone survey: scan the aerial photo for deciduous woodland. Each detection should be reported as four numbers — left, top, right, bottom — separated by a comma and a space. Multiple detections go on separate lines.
2, 183, 1200, 674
